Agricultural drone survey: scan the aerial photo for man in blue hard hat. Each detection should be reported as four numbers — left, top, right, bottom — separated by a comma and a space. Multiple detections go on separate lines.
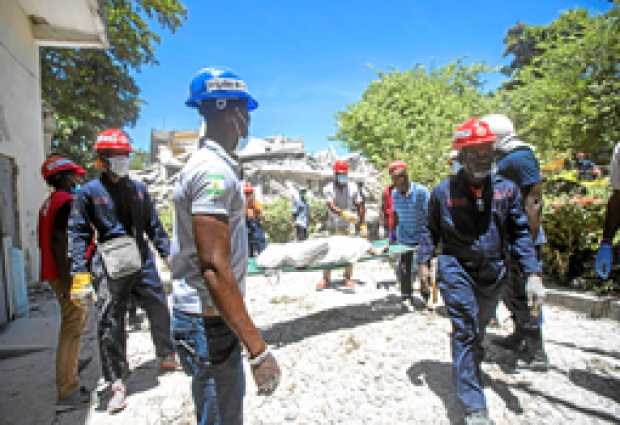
171, 68, 280, 425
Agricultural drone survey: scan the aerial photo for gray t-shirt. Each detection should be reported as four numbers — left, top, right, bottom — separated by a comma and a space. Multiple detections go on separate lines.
323, 181, 361, 231
170, 140, 248, 314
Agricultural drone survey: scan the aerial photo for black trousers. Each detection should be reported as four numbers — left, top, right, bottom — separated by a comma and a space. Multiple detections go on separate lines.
397, 251, 414, 298
295, 226, 308, 241
92, 253, 174, 382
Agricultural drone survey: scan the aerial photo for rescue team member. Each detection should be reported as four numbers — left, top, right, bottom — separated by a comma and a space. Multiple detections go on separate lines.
596, 141, 620, 279
482, 114, 549, 370
244, 183, 266, 256
38, 156, 90, 409
171, 67, 280, 425
68, 129, 178, 413
418, 118, 544, 425
317, 159, 365, 290
381, 161, 404, 242
390, 161, 430, 306
292, 187, 310, 241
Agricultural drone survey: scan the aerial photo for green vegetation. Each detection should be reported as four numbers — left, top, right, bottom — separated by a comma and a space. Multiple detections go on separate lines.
43, 0, 187, 168
129, 149, 150, 170
335, 62, 499, 187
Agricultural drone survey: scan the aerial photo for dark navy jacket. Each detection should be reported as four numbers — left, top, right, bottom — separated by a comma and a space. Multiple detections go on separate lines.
418, 172, 541, 283
68, 176, 170, 274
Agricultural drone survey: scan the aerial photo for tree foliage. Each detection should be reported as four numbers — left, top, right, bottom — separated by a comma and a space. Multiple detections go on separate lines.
335, 62, 499, 186
129, 148, 150, 170
500, 6, 620, 155
42, 0, 187, 167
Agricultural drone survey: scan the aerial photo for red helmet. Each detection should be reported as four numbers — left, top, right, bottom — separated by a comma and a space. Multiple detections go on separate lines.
41, 156, 82, 179
452, 118, 496, 151
332, 159, 349, 174
95, 129, 132, 154
243, 182, 254, 194
388, 160, 407, 174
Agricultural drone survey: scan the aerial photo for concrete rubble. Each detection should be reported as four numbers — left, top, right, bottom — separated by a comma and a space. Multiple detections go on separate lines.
132, 131, 383, 229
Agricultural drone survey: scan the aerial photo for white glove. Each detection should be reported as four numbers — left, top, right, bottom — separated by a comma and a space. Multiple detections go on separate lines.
526, 274, 545, 311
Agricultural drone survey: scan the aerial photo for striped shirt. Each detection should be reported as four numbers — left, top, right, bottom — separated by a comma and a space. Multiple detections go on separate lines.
392, 182, 430, 245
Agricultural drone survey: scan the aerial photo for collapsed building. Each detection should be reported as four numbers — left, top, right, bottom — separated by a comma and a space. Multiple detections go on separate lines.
131, 129, 383, 235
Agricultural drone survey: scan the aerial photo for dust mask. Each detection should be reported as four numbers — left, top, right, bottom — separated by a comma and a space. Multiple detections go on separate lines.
108, 156, 130, 177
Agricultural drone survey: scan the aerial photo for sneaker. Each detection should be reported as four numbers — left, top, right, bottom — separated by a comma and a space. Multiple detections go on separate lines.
158, 354, 181, 371
464, 410, 495, 425
516, 350, 549, 372
56, 387, 91, 412
316, 278, 330, 290
107, 380, 127, 414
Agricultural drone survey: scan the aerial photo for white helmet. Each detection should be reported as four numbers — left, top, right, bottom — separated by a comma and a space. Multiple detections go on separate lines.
481, 114, 516, 144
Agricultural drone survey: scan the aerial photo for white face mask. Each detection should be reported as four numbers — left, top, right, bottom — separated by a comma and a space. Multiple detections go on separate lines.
108, 156, 130, 177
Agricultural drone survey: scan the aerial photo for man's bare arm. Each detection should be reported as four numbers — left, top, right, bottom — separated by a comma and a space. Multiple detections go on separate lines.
522, 182, 542, 241
192, 214, 266, 357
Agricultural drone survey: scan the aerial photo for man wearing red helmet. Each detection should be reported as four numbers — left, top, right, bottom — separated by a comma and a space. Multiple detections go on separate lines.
68, 129, 178, 413
418, 118, 543, 425
38, 156, 91, 409
317, 159, 365, 290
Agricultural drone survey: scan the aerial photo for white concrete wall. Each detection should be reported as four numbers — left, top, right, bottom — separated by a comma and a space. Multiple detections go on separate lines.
0, 1, 47, 283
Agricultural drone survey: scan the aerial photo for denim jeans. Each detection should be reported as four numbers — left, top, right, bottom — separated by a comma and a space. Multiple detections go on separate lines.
172, 309, 245, 425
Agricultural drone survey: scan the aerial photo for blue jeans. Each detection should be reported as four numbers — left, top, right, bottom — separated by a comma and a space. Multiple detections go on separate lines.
172, 309, 245, 425
437, 255, 504, 414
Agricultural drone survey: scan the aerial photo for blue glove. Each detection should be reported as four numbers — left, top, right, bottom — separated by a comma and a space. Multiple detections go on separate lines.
595, 243, 613, 279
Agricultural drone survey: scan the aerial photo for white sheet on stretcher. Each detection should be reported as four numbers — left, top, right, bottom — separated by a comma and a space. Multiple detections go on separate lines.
256, 236, 372, 269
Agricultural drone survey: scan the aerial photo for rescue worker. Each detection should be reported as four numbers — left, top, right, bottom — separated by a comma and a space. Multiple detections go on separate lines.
382, 161, 405, 242
418, 118, 544, 425
38, 156, 90, 409
596, 141, 620, 279
482, 114, 549, 370
390, 161, 430, 307
172, 67, 280, 425
68, 129, 178, 413
292, 187, 310, 241
317, 160, 365, 290
244, 182, 266, 256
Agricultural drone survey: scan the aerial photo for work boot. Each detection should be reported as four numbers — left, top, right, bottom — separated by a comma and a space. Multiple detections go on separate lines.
492, 329, 524, 351
56, 387, 91, 412
516, 328, 549, 371
464, 410, 495, 425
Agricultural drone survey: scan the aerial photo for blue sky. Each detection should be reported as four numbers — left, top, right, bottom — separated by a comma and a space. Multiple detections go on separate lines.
126, 0, 610, 153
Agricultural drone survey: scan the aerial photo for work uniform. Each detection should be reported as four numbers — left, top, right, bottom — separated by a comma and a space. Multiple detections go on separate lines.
171, 139, 247, 425
418, 171, 540, 414
495, 147, 546, 345
39, 190, 88, 400
391, 182, 429, 300
245, 197, 266, 256
68, 175, 174, 384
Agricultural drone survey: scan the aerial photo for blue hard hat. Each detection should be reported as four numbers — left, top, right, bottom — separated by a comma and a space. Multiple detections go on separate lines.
185, 67, 258, 111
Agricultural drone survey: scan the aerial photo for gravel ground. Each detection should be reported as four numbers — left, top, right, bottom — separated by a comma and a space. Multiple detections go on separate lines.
86, 260, 620, 425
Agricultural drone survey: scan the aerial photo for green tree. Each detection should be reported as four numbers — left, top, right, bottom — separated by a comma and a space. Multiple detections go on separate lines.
129, 148, 150, 170
500, 5, 620, 155
42, 0, 187, 168
335, 62, 498, 186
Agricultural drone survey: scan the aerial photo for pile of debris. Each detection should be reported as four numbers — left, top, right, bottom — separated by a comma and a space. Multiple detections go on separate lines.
130, 130, 383, 228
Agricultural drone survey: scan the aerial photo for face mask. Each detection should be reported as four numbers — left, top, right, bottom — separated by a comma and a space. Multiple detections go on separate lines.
108, 156, 130, 177
70, 184, 81, 194
451, 161, 462, 174
336, 174, 348, 185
